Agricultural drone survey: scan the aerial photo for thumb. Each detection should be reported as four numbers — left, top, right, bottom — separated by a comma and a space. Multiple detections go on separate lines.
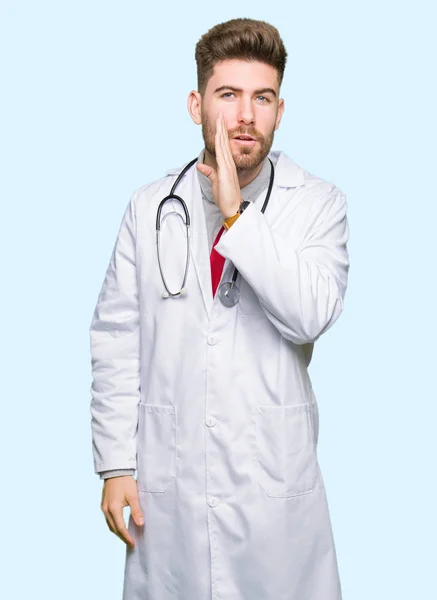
128, 494, 144, 527
196, 163, 217, 182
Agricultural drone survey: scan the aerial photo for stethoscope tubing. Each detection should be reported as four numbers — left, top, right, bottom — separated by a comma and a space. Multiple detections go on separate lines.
156, 156, 275, 299
156, 159, 198, 297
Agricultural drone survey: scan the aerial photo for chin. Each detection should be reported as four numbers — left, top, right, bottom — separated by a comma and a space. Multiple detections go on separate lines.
233, 150, 264, 171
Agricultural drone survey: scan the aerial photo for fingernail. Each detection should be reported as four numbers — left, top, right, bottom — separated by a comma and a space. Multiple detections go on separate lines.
138, 518, 144, 525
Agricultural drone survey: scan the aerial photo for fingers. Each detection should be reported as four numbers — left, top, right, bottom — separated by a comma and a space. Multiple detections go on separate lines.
217, 114, 240, 194
102, 497, 136, 548
221, 114, 234, 170
216, 113, 233, 171
215, 113, 225, 170
109, 503, 136, 548
105, 514, 116, 534
196, 163, 217, 182
128, 493, 145, 528
101, 477, 145, 548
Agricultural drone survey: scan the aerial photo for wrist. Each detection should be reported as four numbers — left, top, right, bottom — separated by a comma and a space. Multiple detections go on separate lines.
221, 199, 242, 220
222, 199, 251, 230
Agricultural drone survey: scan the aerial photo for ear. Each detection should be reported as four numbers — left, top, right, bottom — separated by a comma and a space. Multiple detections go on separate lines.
275, 98, 285, 131
187, 90, 202, 125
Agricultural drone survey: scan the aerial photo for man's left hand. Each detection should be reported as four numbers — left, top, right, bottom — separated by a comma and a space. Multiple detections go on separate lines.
197, 113, 242, 219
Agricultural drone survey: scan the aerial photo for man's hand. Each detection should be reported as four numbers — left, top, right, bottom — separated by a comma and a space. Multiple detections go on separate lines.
101, 475, 144, 548
197, 113, 242, 219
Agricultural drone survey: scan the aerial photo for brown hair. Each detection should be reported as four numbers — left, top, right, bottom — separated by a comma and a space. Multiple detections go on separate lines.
195, 18, 287, 95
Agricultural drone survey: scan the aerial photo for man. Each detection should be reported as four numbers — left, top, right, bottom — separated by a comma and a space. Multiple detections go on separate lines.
90, 17, 349, 600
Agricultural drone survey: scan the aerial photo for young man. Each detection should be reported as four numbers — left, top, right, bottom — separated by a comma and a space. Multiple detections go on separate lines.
90, 18, 349, 600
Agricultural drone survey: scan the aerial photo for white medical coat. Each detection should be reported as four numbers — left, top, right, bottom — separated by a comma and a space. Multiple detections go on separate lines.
90, 150, 350, 600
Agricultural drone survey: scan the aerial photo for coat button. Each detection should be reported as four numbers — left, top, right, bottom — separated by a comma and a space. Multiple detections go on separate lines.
208, 496, 219, 508
207, 336, 218, 346
206, 416, 216, 427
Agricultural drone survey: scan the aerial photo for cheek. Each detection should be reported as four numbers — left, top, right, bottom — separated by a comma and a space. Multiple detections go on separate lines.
220, 104, 239, 125
257, 112, 277, 135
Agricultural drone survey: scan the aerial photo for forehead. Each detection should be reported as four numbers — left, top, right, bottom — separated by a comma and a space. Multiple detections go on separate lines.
206, 59, 279, 93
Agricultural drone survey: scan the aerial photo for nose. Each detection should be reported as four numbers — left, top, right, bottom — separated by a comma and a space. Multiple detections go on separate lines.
237, 96, 255, 125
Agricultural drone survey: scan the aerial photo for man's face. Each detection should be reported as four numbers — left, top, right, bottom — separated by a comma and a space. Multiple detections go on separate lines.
199, 59, 284, 172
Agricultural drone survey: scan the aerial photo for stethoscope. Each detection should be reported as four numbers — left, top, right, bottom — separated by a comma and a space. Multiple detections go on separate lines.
156, 156, 275, 307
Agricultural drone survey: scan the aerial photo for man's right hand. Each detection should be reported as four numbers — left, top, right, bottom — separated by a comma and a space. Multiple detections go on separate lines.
101, 475, 144, 548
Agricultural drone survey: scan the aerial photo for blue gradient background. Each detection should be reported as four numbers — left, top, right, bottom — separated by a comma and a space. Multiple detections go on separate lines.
1, 1, 436, 598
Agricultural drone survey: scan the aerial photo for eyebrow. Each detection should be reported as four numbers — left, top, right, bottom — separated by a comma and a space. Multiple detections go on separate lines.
213, 85, 277, 98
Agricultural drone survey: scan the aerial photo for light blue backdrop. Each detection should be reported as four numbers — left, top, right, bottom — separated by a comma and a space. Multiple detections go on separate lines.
1, 0, 436, 598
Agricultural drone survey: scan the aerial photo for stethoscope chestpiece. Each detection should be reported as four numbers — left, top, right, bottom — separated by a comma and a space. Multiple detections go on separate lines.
218, 281, 240, 307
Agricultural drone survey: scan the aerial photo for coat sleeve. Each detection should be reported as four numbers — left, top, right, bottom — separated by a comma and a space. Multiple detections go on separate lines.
89, 195, 140, 474
214, 187, 350, 345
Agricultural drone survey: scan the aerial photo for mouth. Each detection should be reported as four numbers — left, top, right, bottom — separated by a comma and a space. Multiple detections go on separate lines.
232, 135, 257, 146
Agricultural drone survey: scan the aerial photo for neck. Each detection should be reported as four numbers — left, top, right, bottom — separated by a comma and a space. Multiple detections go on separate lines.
203, 148, 264, 189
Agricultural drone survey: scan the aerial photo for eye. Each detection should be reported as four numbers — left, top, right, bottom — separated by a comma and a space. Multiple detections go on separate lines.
257, 95, 270, 103
221, 92, 235, 99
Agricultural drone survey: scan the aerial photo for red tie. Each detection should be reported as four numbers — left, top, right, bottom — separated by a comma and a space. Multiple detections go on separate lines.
210, 226, 226, 297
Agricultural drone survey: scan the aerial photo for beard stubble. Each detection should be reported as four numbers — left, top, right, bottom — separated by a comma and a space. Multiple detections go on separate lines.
201, 113, 275, 172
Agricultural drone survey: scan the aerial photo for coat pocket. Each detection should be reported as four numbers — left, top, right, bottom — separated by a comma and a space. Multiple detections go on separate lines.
136, 404, 176, 493
255, 404, 318, 498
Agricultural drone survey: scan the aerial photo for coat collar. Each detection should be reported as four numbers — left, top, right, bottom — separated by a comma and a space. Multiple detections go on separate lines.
165, 150, 306, 189
268, 151, 305, 188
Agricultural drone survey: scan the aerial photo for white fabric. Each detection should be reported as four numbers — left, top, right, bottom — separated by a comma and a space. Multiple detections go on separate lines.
89, 149, 350, 600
